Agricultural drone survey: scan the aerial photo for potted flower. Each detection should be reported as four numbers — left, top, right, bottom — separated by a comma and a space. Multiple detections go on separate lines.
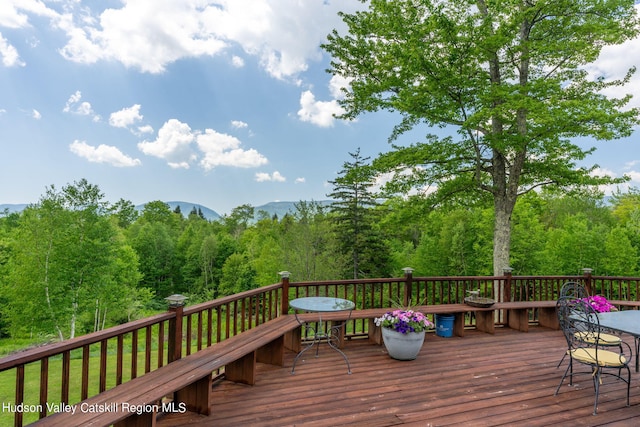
580, 295, 617, 313
374, 309, 434, 360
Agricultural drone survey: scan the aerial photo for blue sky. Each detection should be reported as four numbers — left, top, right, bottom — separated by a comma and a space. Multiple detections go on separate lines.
1, 1, 639, 216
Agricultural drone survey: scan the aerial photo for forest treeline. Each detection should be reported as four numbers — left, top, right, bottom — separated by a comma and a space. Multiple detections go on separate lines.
1, 177, 640, 342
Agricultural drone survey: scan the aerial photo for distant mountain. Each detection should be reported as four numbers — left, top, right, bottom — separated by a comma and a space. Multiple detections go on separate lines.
253, 200, 333, 220
0, 203, 29, 214
135, 201, 221, 221
1, 200, 335, 222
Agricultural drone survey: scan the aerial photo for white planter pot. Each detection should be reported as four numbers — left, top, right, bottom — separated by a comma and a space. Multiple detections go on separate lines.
381, 328, 426, 360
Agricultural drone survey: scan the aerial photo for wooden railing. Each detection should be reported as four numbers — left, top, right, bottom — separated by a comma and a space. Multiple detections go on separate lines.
1, 270, 638, 426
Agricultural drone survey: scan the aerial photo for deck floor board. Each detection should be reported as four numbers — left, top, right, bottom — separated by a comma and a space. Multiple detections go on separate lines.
157, 327, 640, 426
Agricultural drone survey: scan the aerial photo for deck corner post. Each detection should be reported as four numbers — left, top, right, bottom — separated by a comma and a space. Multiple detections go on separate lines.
402, 267, 414, 306
166, 294, 187, 363
582, 268, 593, 295
279, 271, 291, 315
503, 267, 513, 302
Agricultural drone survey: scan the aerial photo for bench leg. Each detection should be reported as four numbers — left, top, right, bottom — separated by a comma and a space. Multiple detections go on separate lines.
538, 307, 559, 330
175, 374, 211, 416
225, 351, 257, 385
368, 318, 382, 345
284, 327, 302, 353
257, 336, 285, 366
331, 320, 347, 349
475, 311, 495, 334
453, 313, 466, 337
507, 309, 529, 332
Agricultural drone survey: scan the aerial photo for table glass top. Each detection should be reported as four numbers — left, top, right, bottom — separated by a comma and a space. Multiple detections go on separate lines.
598, 310, 640, 336
289, 297, 355, 312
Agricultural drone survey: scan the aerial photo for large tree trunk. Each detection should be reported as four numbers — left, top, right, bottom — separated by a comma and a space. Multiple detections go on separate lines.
493, 184, 516, 302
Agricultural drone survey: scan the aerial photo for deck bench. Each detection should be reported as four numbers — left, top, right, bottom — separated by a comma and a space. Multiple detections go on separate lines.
296, 301, 559, 346
31, 315, 301, 427
610, 300, 640, 309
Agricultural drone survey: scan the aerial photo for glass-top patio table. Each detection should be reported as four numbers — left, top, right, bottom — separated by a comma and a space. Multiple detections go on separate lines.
289, 297, 355, 375
598, 310, 640, 372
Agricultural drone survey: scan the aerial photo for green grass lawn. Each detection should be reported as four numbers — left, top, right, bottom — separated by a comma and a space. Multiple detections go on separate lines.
0, 335, 170, 426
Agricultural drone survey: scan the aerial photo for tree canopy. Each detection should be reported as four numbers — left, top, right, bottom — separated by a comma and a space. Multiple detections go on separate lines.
323, 0, 640, 287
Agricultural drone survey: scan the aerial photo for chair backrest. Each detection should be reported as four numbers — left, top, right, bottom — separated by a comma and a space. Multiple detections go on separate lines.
559, 281, 588, 299
556, 296, 601, 355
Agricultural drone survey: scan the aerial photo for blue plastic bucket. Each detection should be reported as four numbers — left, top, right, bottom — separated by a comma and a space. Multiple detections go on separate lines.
435, 314, 455, 338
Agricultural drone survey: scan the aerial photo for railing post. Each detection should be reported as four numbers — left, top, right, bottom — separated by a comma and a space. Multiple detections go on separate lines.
279, 271, 291, 315
503, 267, 513, 302
165, 294, 187, 363
582, 268, 593, 295
402, 267, 414, 306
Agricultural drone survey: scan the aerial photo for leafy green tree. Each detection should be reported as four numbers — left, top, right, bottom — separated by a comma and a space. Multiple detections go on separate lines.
541, 214, 607, 275
509, 195, 548, 274
129, 222, 178, 298
280, 201, 346, 281
219, 253, 256, 296
601, 226, 638, 276
242, 216, 286, 286
2, 180, 139, 339
109, 198, 139, 229
328, 149, 392, 278
323, 0, 639, 295
223, 204, 255, 239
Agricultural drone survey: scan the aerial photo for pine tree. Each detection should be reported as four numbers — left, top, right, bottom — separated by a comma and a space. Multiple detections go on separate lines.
328, 149, 391, 279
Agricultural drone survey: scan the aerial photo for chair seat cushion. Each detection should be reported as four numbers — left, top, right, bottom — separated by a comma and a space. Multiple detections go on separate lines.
570, 348, 627, 367
575, 331, 622, 345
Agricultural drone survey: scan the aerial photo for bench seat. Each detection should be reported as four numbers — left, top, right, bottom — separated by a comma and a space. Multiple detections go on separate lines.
296, 301, 559, 345
31, 315, 301, 427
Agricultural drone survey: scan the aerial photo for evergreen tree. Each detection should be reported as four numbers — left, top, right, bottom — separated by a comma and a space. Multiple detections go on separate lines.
328, 149, 392, 278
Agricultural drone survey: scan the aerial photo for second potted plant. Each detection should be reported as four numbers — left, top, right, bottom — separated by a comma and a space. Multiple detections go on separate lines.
375, 309, 434, 360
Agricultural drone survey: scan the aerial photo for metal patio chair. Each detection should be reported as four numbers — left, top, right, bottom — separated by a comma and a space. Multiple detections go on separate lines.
554, 296, 631, 415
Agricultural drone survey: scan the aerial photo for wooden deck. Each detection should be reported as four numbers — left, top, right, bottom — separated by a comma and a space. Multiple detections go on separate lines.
157, 327, 640, 426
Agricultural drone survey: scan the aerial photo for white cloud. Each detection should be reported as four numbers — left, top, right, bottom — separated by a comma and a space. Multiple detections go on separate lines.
59, 1, 228, 73
138, 119, 197, 169
69, 140, 142, 167
231, 120, 248, 129
197, 129, 268, 170
0, 0, 57, 29
297, 90, 345, 127
138, 125, 154, 134
255, 171, 285, 182
231, 55, 244, 68
19, 0, 364, 79
584, 4, 640, 110
138, 119, 267, 170
63, 90, 100, 121
0, 33, 25, 67
32, 109, 41, 119
295, 177, 305, 184
109, 104, 143, 128
328, 74, 350, 100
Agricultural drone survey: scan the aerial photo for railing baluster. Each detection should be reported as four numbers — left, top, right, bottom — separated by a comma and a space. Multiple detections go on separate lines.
81, 345, 90, 399
99, 340, 107, 392
145, 325, 152, 373
130, 330, 138, 379
186, 314, 192, 356
158, 321, 165, 368
61, 351, 70, 403
117, 335, 124, 384
39, 359, 48, 420
15, 364, 24, 427
197, 311, 203, 351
